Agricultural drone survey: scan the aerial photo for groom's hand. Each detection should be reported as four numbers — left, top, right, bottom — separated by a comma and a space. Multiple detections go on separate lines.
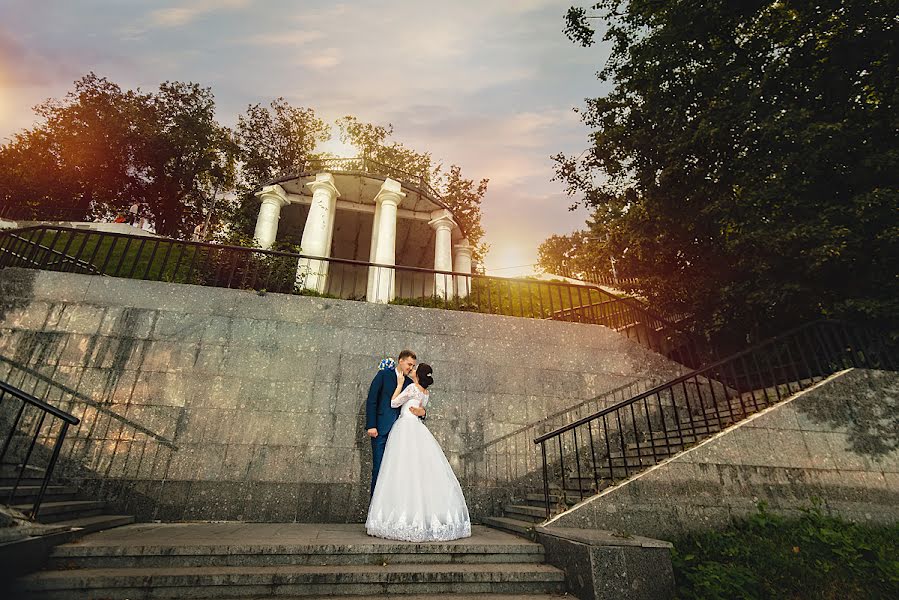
366, 428, 378, 438
409, 407, 425, 417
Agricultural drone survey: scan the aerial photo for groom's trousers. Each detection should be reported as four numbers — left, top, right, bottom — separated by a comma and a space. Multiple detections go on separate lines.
370, 434, 389, 497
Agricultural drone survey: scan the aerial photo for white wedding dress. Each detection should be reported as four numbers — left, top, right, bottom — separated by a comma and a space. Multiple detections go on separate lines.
365, 384, 471, 542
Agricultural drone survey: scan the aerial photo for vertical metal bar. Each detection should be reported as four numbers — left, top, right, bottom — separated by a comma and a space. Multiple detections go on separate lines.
55, 229, 78, 271
184, 243, 203, 283
112, 235, 134, 276
541, 442, 550, 519
98, 234, 119, 274
588, 419, 599, 491
39, 229, 65, 268
140, 239, 162, 280
641, 396, 655, 458
9, 411, 47, 506
0, 401, 27, 463
573, 427, 583, 500
557, 434, 566, 498
69, 231, 93, 272
127, 237, 148, 278
614, 408, 628, 478
31, 421, 69, 519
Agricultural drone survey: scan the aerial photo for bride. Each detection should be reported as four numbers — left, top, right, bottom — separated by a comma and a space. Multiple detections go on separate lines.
365, 363, 471, 542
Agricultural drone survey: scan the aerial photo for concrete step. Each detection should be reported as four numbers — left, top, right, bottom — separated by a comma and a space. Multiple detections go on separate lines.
482, 516, 536, 539
48, 538, 546, 569
0, 485, 79, 503
0, 464, 48, 486
12, 500, 105, 523
502, 504, 546, 523
55, 514, 136, 537
13, 562, 567, 598
523, 493, 575, 508
182, 596, 570, 600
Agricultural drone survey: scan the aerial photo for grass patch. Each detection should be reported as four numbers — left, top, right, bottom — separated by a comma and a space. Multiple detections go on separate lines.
672, 503, 899, 599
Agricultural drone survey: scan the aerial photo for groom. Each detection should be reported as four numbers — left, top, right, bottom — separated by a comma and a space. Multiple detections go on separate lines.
365, 349, 425, 497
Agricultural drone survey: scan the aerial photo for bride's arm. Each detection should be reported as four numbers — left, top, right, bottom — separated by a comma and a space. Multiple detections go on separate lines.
390, 384, 416, 408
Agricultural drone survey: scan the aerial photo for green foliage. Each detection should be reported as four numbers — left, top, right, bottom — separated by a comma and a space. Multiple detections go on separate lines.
557, 1, 899, 347
0, 73, 238, 238
672, 503, 899, 599
336, 116, 490, 266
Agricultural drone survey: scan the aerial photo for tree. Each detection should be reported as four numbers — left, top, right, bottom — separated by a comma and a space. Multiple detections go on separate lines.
0, 73, 237, 237
555, 1, 899, 346
437, 165, 489, 266
223, 99, 330, 245
136, 80, 238, 237
537, 233, 585, 277
336, 116, 489, 265
237, 99, 330, 188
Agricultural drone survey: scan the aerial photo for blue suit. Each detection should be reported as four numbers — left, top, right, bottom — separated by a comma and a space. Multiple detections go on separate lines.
366, 368, 412, 497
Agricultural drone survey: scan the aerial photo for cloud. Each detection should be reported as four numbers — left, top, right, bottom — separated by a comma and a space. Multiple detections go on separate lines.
294, 47, 342, 70
241, 30, 326, 47
149, 0, 250, 28
0, 28, 92, 88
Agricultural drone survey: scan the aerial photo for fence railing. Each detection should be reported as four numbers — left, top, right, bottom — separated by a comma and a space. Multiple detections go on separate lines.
460, 377, 666, 487
0, 379, 79, 520
0, 226, 701, 362
533, 320, 897, 518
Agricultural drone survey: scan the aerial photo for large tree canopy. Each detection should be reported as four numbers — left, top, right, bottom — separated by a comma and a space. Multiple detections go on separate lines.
0, 73, 237, 237
555, 1, 898, 345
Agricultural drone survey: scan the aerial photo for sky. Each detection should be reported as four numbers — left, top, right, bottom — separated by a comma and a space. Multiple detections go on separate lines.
0, 0, 612, 276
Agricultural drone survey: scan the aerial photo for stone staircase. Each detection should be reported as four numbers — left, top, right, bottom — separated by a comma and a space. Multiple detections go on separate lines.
1, 463, 135, 536
484, 389, 776, 538
8, 523, 568, 598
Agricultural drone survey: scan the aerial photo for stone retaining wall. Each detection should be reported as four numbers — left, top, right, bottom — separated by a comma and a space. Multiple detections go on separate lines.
0, 268, 685, 522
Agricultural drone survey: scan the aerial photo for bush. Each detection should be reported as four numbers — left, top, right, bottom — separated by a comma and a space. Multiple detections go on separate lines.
672, 503, 899, 599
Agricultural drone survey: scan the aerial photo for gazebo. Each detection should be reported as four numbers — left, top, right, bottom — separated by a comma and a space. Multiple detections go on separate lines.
251, 158, 473, 303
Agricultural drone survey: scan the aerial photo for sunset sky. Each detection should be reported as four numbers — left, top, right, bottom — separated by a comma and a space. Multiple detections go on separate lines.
0, 0, 612, 276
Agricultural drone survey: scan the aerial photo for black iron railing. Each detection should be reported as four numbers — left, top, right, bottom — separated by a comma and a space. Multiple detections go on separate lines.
0, 226, 701, 362
460, 377, 666, 487
0, 380, 79, 520
1, 358, 180, 519
533, 320, 896, 519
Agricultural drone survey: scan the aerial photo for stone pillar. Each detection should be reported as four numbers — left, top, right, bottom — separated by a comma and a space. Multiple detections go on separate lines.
453, 238, 473, 298
367, 178, 405, 303
429, 210, 457, 299
253, 185, 290, 250
297, 173, 340, 293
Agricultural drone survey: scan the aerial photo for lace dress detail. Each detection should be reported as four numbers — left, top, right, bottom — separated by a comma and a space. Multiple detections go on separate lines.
366, 385, 471, 542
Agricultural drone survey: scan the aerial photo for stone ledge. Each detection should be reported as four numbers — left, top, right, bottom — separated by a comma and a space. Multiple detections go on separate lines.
536, 525, 674, 600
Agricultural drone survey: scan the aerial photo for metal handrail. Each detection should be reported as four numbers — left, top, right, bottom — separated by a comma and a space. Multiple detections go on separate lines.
535, 320, 826, 444
1, 379, 79, 520
532, 319, 896, 518
0, 226, 698, 362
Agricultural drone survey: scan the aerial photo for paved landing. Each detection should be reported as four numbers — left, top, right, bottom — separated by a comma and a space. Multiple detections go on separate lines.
63, 523, 534, 549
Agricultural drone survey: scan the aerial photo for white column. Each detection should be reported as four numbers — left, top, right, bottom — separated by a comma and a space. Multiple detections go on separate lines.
367, 178, 405, 303
297, 173, 340, 293
429, 209, 457, 300
453, 238, 473, 297
253, 185, 290, 250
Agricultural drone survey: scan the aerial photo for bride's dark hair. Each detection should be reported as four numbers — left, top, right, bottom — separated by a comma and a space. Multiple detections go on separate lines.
416, 363, 434, 389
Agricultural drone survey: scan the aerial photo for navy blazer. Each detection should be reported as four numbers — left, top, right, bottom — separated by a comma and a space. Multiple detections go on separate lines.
365, 368, 413, 435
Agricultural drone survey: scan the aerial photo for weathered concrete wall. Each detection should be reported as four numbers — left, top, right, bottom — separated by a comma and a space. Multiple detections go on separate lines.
0, 268, 686, 522
548, 369, 899, 538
